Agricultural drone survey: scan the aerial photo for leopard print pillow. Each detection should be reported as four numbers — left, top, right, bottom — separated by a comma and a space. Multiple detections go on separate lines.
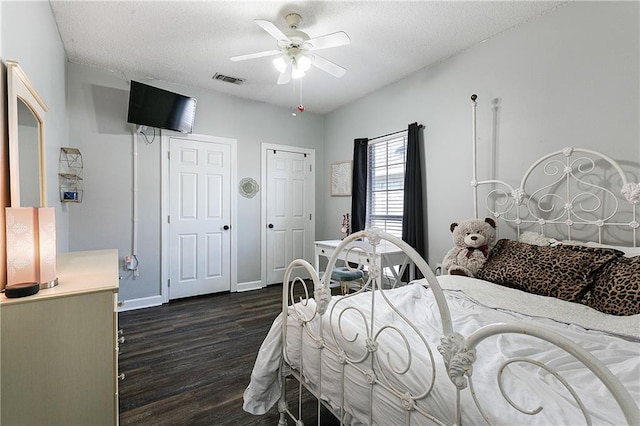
583, 256, 640, 316
476, 239, 622, 303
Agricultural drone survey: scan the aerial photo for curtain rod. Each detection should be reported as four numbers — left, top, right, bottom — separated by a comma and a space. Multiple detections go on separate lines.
368, 122, 424, 141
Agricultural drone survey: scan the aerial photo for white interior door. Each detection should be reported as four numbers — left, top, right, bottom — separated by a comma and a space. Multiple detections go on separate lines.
169, 136, 231, 299
265, 148, 314, 285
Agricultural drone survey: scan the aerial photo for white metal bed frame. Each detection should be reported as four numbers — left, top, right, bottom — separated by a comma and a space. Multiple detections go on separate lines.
470, 94, 639, 245
271, 96, 640, 425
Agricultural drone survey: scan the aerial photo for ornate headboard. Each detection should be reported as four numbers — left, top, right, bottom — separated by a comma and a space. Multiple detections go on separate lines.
470, 94, 639, 247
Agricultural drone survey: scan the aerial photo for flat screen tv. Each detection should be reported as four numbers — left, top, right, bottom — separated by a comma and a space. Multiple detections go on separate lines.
127, 80, 196, 133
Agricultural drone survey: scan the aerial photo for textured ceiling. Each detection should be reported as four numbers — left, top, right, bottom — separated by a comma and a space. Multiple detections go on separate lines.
50, 1, 564, 114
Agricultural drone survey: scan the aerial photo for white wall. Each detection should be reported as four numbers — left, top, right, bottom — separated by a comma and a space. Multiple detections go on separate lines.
66, 63, 325, 301
322, 1, 639, 268
1, 0, 69, 251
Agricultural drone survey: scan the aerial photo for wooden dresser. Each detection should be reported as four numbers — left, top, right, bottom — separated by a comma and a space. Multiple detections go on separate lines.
1, 249, 120, 425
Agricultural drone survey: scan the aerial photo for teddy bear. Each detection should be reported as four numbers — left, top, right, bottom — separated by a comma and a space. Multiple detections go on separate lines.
442, 217, 497, 277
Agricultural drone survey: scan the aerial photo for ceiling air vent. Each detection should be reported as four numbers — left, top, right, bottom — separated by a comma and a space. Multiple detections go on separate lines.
212, 73, 245, 85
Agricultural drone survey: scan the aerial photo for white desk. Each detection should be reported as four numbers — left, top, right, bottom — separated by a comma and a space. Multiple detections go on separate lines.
314, 239, 414, 287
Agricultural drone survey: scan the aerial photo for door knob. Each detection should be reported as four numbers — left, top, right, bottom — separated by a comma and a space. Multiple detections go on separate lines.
223, 225, 230, 230
268, 223, 274, 229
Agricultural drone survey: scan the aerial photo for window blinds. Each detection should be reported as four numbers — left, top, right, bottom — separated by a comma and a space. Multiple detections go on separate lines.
365, 132, 407, 238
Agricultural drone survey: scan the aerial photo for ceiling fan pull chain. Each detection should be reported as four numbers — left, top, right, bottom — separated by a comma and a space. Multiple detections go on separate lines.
297, 79, 305, 113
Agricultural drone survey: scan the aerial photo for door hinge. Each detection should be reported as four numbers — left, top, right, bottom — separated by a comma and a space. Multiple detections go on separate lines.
309, 164, 312, 172
309, 214, 312, 220
167, 215, 171, 224
167, 279, 170, 288
168, 151, 170, 160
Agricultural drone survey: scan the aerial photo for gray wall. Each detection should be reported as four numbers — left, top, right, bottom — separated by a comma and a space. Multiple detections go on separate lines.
66, 63, 325, 301
1, 0, 69, 251
321, 1, 639, 268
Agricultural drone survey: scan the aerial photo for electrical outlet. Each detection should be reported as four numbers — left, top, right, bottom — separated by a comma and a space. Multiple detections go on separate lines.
123, 256, 135, 271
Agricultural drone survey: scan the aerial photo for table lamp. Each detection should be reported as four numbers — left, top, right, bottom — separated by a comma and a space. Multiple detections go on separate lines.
6, 207, 58, 289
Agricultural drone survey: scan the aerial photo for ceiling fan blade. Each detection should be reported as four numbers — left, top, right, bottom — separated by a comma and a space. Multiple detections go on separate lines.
277, 63, 292, 85
255, 19, 290, 43
304, 31, 351, 51
311, 55, 347, 78
230, 49, 281, 62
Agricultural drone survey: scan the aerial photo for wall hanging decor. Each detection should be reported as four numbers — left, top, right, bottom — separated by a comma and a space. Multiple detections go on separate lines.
330, 161, 352, 196
59, 147, 83, 202
239, 177, 259, 198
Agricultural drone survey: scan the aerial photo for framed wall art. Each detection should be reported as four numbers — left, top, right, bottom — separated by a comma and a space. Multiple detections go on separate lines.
330, 161, 352, 196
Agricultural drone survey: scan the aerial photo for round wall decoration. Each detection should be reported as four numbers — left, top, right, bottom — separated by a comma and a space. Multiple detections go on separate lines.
239, 177, 259, 198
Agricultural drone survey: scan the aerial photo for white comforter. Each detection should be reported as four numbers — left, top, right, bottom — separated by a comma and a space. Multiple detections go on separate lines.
243, 276, 640, 425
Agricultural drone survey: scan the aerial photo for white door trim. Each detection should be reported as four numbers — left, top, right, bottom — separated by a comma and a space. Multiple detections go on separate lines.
261, 143, 315, 288
161, 132, 237, 303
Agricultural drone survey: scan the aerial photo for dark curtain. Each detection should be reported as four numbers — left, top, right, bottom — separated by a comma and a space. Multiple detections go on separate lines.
351, 138, 369, 233
402, 122, 425, 278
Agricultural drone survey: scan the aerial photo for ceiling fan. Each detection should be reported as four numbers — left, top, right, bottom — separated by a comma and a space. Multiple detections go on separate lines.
230, 13, 351, 85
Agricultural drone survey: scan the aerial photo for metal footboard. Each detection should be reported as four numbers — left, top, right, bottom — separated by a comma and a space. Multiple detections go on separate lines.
277, 229, 639, 425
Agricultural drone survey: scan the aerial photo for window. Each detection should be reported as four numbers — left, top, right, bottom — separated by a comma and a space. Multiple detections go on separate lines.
366, 132, 407, 238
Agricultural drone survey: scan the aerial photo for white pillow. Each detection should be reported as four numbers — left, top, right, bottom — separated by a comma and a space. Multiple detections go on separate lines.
582, 241, 640, 258
519, 231, 639, 257
518, 231, 560, 247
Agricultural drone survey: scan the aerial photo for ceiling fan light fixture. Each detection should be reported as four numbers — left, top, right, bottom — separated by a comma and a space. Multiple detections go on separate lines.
233, 13, 350, 85
273, 56, 289, 73
296, 54, 312, 72
291, 63, 305, 79
291, 55, 310, 79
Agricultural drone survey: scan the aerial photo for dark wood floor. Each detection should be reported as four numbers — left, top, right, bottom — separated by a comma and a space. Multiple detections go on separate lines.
118, 283, 339, 425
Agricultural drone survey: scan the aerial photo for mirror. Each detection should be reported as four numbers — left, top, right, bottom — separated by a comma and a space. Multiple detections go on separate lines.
7, 60, 48, 207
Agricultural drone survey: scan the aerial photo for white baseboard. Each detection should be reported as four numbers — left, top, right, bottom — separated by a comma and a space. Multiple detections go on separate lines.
236, 280, 264, 292
118, 282, 265, 312
117, 295, 163, 312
